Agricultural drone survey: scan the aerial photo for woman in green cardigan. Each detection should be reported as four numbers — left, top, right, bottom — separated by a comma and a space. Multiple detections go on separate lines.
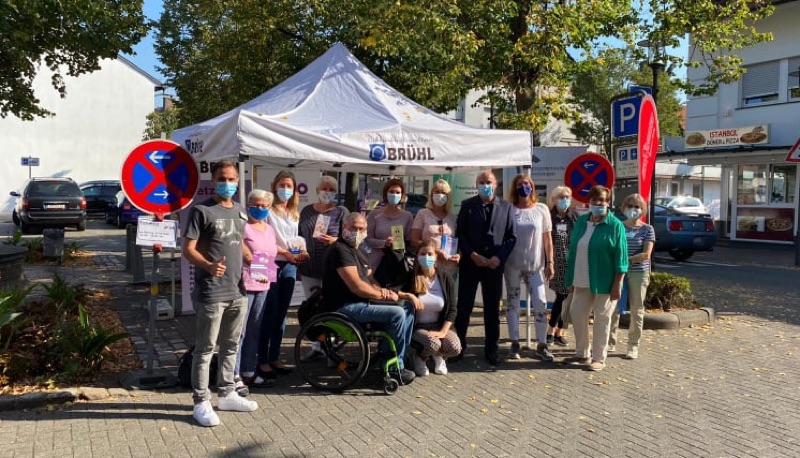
563, 185, 628, 372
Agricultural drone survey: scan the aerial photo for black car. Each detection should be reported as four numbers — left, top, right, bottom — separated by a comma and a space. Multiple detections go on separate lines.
80, 180, 121, 219
10, 177, 87, 233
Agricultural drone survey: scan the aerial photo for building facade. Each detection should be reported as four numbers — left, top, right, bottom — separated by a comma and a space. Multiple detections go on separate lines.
681, 0, 800, 243
0, 57, 162, 212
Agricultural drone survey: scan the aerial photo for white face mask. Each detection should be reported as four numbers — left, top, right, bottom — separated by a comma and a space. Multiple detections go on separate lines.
625, 208, 643, 220
343, 228, 366, 248
432, 193, 448, 207
318, 191, 336, 204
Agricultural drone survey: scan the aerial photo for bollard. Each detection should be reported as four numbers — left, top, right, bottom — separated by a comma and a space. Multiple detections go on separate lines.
125, 224, 135, 272
131, 244, 147, 284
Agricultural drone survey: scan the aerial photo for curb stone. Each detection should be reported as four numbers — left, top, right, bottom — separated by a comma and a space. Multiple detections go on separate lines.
619, 306, 715, 330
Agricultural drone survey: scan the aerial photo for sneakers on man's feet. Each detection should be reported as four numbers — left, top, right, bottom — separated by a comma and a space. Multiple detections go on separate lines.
234, 378, 249, 397
432, 355, 448, 375
587, 360, 606, 372
553, 335, 569, 347
485, 352, 502, 366
546, 334, 554, 344
390, 368, 416, 385
625, 346, 639, 360
193, 401, 220, 427
507, 342, 521, 360
218, 391, 258, 412
413, 355, 429, 376
536, 344, 555, 362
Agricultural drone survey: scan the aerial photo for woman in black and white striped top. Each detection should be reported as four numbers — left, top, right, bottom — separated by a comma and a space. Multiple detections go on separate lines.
610, 193, 655, 360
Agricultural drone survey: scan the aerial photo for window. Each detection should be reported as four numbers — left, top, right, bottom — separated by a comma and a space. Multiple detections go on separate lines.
789, 57, 800, 101
669, 182, 679, 196
737, 165, 769, 204
770, 165, 796, 204
741, 61, 779, 106
692, 184, 702, 198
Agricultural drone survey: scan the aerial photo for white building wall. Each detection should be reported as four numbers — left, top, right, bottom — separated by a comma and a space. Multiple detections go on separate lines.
0, 58, 159, 211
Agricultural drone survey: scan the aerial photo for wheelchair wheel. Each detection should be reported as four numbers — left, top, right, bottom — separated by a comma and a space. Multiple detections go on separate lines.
294, 313, 370, 392
383, 377, 399, 395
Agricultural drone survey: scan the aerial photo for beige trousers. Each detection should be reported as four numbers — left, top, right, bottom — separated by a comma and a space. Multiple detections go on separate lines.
609, 270, 650, 349
571, 287, 617, 362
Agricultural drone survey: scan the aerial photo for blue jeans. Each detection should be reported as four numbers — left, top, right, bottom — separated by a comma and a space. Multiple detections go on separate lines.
338, 300, 415, 369
235, 289, 269, 376
258, 261, 297, 365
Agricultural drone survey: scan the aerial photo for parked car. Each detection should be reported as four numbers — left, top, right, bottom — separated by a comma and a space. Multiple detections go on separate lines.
653, 196, 708, 215
650, 204, 717, 261
80, 180, 121, 219
105, 191, 146, 228
10, 177, 87, 233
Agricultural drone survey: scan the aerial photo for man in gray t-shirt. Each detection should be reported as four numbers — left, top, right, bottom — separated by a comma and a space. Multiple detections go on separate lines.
182, 160, 258, 427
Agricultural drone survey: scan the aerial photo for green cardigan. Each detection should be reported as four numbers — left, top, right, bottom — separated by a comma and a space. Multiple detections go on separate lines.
565, 212, 628, 294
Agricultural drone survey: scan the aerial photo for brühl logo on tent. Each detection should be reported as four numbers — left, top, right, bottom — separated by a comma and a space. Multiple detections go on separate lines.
368, 144, 435, 162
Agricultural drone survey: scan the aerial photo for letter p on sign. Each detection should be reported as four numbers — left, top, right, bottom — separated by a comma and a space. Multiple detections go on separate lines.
611, 96, 642, 139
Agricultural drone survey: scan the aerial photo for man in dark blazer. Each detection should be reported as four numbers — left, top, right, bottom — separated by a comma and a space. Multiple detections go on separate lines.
454, 170, 517, 366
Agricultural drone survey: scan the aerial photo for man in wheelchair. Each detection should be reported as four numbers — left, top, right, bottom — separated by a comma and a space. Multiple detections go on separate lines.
321, 213, 419, 385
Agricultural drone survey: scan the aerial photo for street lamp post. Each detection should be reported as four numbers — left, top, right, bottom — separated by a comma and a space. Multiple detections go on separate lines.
788, 67, 800, 266
637, 38, 666, 225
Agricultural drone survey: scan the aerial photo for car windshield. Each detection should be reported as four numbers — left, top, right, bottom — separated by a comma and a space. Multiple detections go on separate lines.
670, 197, 703, 208
83, 186, 119, 197
29, 182, 81, 197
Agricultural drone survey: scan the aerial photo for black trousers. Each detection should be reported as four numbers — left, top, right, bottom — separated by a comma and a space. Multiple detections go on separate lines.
454, 263, 504, 357
548, 292, 567, 328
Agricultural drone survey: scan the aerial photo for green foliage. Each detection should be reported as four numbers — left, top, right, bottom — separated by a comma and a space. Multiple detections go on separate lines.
0, 0, 148, 120
63, 241, 86, 262
2, 231, 23, 246
142, 108, 182, 140
645, 272, 700, 312
154, 0, 773, 138
58, 305, 128, 377
42, 273, 80, 320
0, 286, 35, 351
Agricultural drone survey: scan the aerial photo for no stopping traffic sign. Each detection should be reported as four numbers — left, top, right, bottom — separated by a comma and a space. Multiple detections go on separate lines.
564, 153, 615, 204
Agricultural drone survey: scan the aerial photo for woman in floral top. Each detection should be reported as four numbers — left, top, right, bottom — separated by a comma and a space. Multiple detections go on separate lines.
548, 186, 578, 347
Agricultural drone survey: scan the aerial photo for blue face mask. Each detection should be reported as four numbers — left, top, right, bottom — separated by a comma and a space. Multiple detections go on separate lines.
516, 184, 532, 198
557, 197, 571, 211
276, 188, 294, 202
418, 254, 436, 269
387, 193, 402, 206
248, 207, 269, 221
589, 205, 607, 217
478, 184, 494, 199
215, 182, 238, 198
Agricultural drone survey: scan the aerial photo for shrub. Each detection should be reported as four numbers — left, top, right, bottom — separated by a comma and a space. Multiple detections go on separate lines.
58, 304, 129, 377
645, 272, 700, 312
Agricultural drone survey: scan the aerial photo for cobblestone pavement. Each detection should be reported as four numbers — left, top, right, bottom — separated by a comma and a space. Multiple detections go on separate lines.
1, 246, 799, 457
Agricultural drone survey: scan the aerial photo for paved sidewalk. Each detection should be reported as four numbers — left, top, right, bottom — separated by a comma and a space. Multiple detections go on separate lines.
1, 246, 799, 457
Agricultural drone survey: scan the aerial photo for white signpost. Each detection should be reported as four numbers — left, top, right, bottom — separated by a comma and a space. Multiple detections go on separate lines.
614, 144, 639, 179
20, 156, 40, 178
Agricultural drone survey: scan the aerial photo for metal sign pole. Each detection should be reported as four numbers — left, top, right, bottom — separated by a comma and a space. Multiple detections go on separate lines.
147, 248, 159, 375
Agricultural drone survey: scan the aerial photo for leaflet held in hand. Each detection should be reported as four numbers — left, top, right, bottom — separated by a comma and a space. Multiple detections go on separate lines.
391, 225, 405, 251
312, 214, 331, 238
441, 235, 458, 257
250, 251, 277, 283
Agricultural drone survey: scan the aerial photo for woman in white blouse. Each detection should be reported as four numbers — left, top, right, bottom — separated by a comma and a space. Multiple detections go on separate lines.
410, 179, 460, 275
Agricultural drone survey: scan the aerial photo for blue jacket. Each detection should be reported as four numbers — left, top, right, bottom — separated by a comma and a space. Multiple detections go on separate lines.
456, 195, 516, 267
565, 211, 628, 294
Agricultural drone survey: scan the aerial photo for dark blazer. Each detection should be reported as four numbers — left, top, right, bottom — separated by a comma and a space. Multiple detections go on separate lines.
456, 195, 517, 266
435, 269, 458, 327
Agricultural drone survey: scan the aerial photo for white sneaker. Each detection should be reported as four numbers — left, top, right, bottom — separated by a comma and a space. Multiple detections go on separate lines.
626, 346, 639, 360
218, 391, 258, 412
193, 401, 220, 427
432, 355, 447, 375
413, 354, 429, 376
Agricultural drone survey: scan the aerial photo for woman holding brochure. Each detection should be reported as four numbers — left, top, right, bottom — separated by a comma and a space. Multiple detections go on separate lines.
297, 176, 350, 361
235, 189, 278, 390
365, 178, 413, 272
253, 171, 308, 386
410, 178, 460, 275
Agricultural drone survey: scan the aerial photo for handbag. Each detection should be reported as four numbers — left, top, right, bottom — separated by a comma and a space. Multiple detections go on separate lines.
559, 291, 574, 330
373, 247, 415, 290
177, 345, 218, 388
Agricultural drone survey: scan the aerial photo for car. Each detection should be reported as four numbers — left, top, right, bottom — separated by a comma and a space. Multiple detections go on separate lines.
650, 204, 717, 261
105, 190, 146, 228
10, 177, 87, 233
653, 196, 708, 215
80, 180, 121, 219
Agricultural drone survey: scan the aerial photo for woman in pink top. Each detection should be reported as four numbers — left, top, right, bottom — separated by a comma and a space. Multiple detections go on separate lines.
235, 189, 278, 389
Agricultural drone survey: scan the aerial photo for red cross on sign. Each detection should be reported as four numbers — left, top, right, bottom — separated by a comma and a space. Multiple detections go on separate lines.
564, 153, 615, 204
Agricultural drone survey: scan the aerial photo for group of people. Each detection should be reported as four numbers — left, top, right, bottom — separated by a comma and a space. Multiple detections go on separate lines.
184, 162, 655, 427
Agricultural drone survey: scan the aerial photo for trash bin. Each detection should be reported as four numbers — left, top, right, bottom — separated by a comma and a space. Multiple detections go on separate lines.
42, 228, 65, 262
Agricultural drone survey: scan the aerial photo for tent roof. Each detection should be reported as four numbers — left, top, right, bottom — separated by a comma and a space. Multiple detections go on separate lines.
172, 43, 531, 175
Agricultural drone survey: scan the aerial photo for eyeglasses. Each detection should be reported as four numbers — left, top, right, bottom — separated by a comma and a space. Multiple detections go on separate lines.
626, 205, 641, 209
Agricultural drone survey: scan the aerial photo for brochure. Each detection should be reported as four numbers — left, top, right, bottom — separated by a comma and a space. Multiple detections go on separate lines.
441, 235, 459, 257
285, 236, 307, 255
312, 214, 331, 238
391, 225, 405, 251
250, 251, 277, 283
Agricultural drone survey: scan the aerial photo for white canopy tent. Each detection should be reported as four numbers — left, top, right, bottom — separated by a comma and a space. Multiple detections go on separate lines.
171, 43, 531, 175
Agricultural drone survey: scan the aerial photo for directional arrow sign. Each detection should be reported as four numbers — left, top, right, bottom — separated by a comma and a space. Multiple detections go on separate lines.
120, 140, 199, 214
564, 153, 615, 204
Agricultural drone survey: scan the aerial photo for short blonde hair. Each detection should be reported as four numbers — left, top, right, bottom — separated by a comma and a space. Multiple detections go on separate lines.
426, 179, 453, 214
317, 175, 338, 191
549, 186, 572, 205
623, 193, 648, 216
248, 189, 274, 205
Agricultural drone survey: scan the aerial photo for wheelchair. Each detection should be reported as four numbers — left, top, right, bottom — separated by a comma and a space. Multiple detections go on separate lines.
294, 312, 404, 395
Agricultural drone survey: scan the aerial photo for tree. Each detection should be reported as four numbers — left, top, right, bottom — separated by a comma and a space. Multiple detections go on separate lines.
0, 0, 148, 120
142, 107, 182, 141
569, 48, 684, 155
154, 1, 774, 136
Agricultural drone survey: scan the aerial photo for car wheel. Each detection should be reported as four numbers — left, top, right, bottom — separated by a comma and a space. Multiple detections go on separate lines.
77, 219, 87, 231
12, 211, 19, 226
668, 248, 694, 262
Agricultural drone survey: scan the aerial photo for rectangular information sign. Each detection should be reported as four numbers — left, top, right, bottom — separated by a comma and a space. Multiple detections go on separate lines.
136, 218, 179, 248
